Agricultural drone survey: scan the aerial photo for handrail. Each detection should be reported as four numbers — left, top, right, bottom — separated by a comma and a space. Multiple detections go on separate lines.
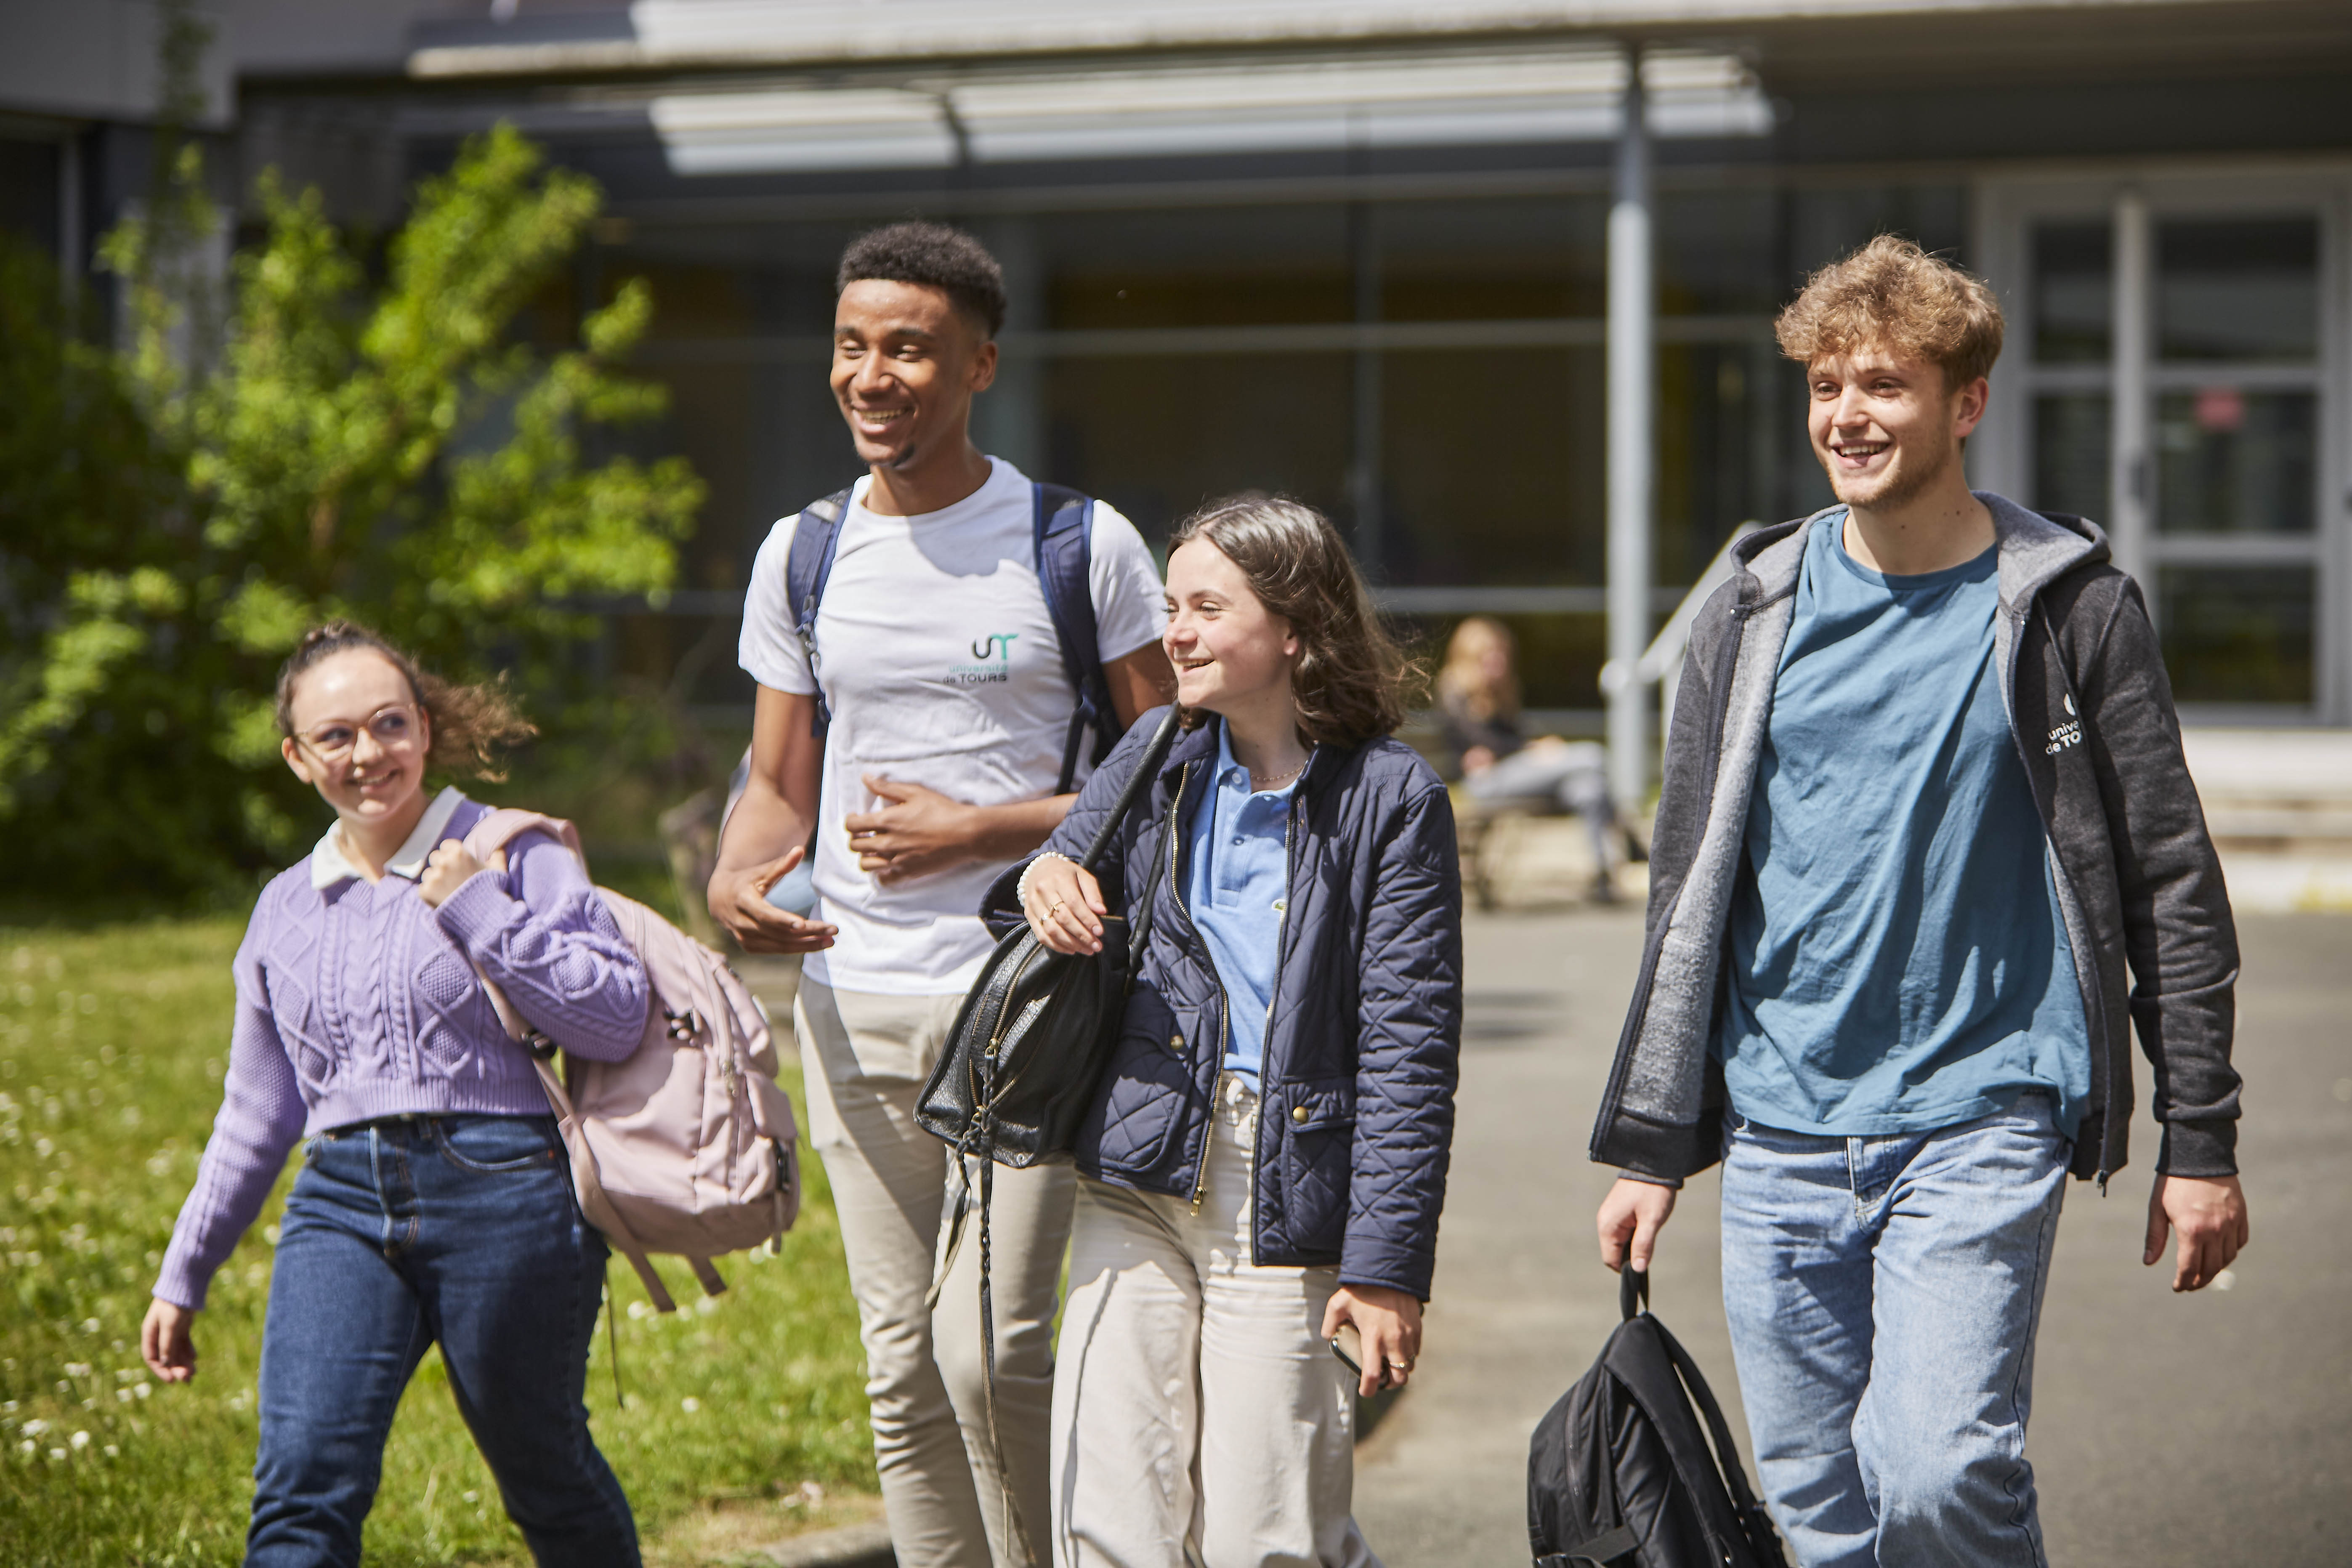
1597, 521, 1760, 699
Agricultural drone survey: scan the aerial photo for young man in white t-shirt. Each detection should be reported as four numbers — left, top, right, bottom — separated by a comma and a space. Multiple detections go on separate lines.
711, 223, 1170, 1568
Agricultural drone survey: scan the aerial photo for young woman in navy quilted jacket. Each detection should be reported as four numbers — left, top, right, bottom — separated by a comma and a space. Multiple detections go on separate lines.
1002, 495, 1463, 1568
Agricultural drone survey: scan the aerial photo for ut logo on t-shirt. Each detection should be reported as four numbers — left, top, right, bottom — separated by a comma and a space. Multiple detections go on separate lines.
953, 631, 1021, 686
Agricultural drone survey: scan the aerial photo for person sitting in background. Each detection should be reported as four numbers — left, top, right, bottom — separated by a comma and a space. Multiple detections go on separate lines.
143, 622, 646, 1568
1435, 614, 1624, 902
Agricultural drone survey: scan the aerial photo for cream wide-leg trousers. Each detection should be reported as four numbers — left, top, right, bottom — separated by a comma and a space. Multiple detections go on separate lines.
795, 978, 1075, 1568
1051, 1073, 1382, 1568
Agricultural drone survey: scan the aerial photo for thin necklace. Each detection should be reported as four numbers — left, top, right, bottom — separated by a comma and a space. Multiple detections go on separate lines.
1249, 757, 1308, 790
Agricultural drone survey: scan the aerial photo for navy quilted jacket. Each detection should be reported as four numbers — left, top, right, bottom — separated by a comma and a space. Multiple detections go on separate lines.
980, 707, 1462, 1300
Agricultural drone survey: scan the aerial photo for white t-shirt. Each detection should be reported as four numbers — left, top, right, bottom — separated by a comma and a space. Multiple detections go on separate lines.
739, 459, 1167, 994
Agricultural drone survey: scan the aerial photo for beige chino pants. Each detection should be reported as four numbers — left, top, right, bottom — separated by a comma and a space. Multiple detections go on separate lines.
1051, 1074, 1381, 1568
796, 978, 1075, 1568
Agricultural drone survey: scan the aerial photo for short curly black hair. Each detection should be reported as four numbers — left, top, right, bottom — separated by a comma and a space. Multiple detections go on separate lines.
836, 221, 1007, 340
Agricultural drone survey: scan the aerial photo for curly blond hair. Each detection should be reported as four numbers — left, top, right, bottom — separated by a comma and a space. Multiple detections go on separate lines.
1775, 234, 2005, 392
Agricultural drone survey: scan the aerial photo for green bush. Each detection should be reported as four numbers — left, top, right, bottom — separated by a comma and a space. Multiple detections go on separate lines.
0, 116, 705, 906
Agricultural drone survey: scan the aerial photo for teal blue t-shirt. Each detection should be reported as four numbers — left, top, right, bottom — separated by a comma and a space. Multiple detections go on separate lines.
1718, 514, 2091, 1138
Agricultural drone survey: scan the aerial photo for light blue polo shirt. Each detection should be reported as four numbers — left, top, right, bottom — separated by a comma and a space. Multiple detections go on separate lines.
1186, 722, 1300, 1084
1718, 515, 2091, 1138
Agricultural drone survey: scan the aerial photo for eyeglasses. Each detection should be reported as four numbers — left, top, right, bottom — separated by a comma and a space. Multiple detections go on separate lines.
295, 704, 420, 762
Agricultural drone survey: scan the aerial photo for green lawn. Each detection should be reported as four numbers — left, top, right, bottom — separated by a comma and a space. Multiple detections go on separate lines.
0, 917, 876, 1566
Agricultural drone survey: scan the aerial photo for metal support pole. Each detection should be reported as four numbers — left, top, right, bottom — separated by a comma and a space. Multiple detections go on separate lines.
2108, 189, 2153, 594
1348, 201, 1384, 577
1605, 50, 1654, 810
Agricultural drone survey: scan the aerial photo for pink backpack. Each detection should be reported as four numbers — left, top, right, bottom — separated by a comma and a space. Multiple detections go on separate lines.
462, 808, 801, 1313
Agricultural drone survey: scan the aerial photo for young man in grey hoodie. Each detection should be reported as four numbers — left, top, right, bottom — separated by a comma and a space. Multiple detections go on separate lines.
1590, 236, 2249, 1568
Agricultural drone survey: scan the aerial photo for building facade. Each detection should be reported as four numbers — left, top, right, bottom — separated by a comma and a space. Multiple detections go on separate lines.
11, 0, 2352, 750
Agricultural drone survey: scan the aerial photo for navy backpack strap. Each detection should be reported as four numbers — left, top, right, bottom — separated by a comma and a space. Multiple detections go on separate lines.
785, 486, 856, 735
1031, 481, 1117, 794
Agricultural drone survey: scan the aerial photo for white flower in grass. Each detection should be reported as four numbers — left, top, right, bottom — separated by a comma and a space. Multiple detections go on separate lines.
102, 1444, 117, 1457
69, 1431, 88, 1451
680, 1396, 701, 1414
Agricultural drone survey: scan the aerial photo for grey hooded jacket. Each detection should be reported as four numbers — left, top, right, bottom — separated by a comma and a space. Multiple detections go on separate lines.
1590, 496, 2241, 1187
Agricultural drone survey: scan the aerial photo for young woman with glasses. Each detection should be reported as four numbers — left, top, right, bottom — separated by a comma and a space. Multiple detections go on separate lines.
995, 496, 1463, 1567
141, 622, 648, 1567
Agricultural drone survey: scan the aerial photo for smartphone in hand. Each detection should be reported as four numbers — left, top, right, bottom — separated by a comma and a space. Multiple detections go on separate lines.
1330, 1322, 1365, 1377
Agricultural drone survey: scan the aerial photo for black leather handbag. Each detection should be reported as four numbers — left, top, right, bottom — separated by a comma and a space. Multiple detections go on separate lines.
916, 705, 1180, 1169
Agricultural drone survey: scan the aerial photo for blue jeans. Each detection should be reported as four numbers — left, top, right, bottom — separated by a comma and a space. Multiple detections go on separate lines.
248, 1114, 639, 1568
1718, 1095, 2067, 1568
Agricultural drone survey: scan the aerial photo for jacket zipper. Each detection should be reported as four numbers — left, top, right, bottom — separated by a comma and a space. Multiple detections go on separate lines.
1161, 762, 1232, 1213
1240, 783, 1305, 1248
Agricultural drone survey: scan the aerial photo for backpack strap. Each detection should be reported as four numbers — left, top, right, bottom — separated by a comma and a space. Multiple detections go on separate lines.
786, 486, 857, 736
1031, 481, 1116, 794
453, 809, 687, 1315
460, 807, 586, 874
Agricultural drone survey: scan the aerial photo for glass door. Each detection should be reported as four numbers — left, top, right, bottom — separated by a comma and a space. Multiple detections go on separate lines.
1998, 180, 2341, 719
2146, 216, 2323, 707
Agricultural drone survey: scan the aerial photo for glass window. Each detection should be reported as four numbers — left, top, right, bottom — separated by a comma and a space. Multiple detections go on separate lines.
1656, 188, 1779, 316
0, 138, 60, 256
1659, 342, 1778, 583
1377, 195, 1607, 321
2030, 221, 2111, 364
1044, 353, 1351, 545
1782, 186, 1971, 301
2032, 393, 2111, 521
2156, 566, 2315, 705
2154, 388, 2315, 534
1040, 206, 1352, 328
2156, 217, 2319, 363
1380, 347, 1603, 585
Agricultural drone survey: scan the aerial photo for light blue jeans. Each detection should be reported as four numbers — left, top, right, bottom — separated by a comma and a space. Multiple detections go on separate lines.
1718, 1095, 2068, 1568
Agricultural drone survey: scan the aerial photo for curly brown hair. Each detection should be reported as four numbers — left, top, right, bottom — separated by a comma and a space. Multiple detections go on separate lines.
274, 622, 537, 781
1167, 494, 1419, 748
1775, 234, 2006, 393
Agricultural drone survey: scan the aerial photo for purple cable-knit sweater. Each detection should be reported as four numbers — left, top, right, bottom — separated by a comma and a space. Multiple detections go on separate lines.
154, 795, 650, 1310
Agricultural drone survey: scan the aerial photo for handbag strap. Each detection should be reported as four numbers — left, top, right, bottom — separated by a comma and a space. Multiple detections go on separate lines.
1075, 707, 1181, 873
1125, 788, 1174, 994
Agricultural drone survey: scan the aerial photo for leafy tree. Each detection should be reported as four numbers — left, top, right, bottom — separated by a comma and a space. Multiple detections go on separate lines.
0, 98, 702, 901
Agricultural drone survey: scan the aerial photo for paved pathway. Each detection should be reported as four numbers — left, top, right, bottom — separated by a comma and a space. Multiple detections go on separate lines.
1353, 907, 2352, 1568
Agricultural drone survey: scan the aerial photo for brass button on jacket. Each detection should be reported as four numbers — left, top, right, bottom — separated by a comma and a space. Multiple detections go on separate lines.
1292, 1105, 1310, 1124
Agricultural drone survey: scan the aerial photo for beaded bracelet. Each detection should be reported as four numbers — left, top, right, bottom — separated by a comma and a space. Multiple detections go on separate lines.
1017, 851, 1076, 911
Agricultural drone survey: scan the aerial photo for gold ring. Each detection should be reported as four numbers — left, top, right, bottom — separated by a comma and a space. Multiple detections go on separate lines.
1047, 899, 1066, 916
1386, 1360, 1410, 1371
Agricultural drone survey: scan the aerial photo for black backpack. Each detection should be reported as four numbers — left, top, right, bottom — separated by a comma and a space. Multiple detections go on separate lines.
1528, 1269, 1787, 1568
